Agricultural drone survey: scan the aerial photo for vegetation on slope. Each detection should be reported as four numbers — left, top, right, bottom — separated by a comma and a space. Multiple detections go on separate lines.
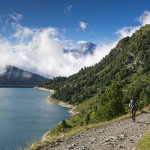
38, 24, 150, 108
33, 24, 150, 149
136, 130, 150, 150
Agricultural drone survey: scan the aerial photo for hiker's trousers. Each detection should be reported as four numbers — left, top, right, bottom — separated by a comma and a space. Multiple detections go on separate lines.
131, 109, 136, 121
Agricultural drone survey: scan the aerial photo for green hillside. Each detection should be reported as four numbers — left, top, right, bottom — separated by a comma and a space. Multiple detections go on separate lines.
29, 24, 150, 149
38, 24, 150, 108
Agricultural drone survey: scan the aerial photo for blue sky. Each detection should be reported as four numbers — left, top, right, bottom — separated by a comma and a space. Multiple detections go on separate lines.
0, 0, 150, 78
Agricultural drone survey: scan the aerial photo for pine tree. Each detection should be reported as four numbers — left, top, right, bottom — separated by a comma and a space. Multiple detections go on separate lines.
61, 120, 67, 130
95, 82, 124, 121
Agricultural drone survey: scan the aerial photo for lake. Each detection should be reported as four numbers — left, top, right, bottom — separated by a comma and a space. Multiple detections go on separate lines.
0, 88, 71, 150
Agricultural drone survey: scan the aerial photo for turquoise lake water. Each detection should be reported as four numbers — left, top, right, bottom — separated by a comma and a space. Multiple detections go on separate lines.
0, 88, 71, 150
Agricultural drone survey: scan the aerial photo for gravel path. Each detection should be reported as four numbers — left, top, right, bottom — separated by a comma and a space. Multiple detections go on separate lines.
41, 112, 150, 150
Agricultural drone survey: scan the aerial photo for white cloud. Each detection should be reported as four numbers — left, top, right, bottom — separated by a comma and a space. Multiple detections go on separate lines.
65, 5, 73, 15
138, 10, 150, 25
77, 41, 88, 44
116, 10, 150, 38
68, 5, 73, 12
9, 12, 23, 22
0, 11, 150, 78
0, 17, 116, 78
116, 26, 140, 38
79, 22, 88, 31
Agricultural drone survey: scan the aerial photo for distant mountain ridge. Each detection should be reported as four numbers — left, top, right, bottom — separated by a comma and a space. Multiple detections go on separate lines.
0, 66, 48, 86
64, 41, 97, 58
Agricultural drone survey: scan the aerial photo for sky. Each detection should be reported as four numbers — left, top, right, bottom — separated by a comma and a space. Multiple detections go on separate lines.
0, 0, 150, 78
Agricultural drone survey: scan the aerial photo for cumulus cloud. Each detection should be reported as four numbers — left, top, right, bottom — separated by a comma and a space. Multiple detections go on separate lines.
138, 10, 150, 25
64, 5, 73, 15
0, 10, 150, 78
0, 16, 116, 78
116, 10, 150, 38
116, 26, 140, 38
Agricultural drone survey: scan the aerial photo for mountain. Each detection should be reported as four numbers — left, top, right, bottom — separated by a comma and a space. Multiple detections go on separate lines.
64, 41, 97, 58
0, 65, 48, 86
38, 24, 150, 107
32, 25, 150, 150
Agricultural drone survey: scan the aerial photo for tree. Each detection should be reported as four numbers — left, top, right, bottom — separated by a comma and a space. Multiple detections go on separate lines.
95, 82, 124, 121
61, 120, 67, 130
80, 121, 84, 126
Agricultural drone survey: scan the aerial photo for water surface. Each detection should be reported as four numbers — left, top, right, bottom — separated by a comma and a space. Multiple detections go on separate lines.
0, 88, 70, 150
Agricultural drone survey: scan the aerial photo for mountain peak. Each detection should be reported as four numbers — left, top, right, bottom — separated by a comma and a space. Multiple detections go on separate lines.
0, 65, 48, 86
64, 41, 97, 57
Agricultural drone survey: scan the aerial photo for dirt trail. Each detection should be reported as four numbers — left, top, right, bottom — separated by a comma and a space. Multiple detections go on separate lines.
41, 112, 150, 150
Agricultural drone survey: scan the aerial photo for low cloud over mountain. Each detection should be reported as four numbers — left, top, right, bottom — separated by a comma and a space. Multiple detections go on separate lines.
0, 66, 47, 85
0, 11, 150, 78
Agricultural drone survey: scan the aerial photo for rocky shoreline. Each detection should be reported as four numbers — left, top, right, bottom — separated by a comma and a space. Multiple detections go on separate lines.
34, 86, 79, 117
34, 87, 55, 94
46, 96, 79, 117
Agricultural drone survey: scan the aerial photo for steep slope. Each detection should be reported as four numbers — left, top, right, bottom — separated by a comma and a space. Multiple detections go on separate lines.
28, 24, 150, 150
38, 24, 150, 107
0, 65, 48, 86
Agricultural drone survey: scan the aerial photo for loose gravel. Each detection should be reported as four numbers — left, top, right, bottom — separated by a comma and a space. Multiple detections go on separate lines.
41, 112, 150, 150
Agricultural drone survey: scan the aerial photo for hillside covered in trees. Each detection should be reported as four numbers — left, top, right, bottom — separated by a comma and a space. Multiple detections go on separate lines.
29, 24, 150, 150
38, 25, 150, 109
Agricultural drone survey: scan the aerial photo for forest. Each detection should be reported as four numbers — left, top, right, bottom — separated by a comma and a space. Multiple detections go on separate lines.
37, 25, 150, 112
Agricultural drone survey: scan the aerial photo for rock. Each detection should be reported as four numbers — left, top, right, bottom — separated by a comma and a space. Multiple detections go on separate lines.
109, 136, 117, 140
119, 145, 124, 148
120, 134, 125, 139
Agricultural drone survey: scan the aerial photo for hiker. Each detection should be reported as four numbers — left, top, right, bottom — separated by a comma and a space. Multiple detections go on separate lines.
129, 99, 137, 122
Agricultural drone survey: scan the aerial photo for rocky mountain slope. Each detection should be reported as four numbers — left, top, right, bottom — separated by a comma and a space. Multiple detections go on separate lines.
0, 65, 47, 86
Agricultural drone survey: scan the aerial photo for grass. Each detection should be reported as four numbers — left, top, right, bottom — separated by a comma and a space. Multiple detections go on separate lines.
25, 106, 148, 150
136, 130, 150, 150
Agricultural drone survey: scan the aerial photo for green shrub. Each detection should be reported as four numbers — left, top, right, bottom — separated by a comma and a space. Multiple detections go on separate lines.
95, 82, 124, 121
61, 120, 67, 130
80, 121, 84, 126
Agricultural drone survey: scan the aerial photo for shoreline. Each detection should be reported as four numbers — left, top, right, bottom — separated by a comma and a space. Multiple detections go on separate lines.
46, 96, 79, 116
34, 86, 55, 94
41, 97, 79, 142
34, 86, 79, 142
34, 86, 79, 117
